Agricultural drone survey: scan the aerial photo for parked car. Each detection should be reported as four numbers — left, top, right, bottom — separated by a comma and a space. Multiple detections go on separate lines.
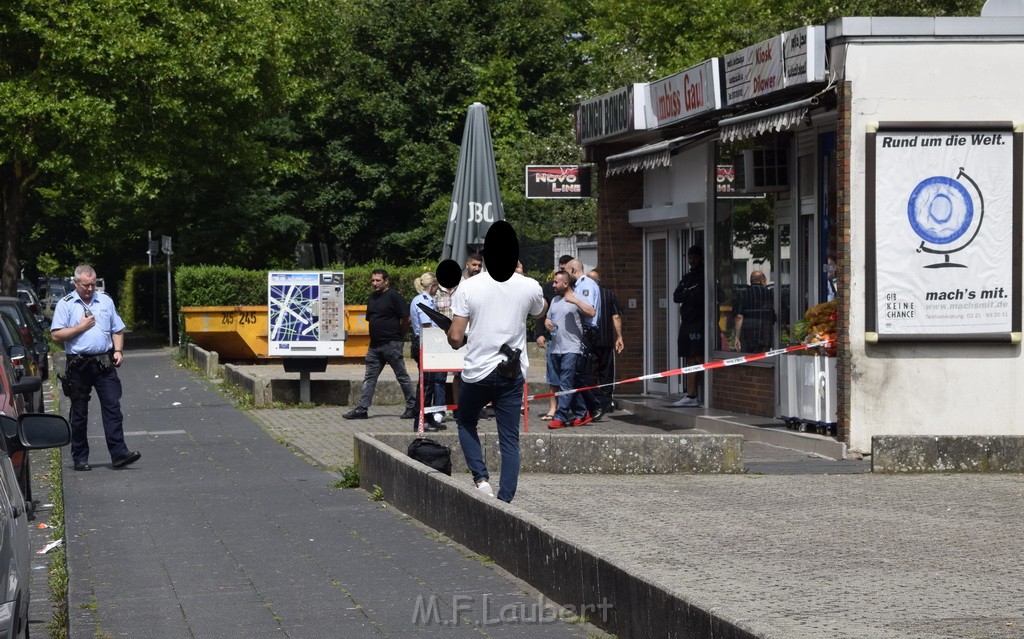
0, 357, 71, 638
0, 315, 43, 412
42, 278, 74, 311
15, 280, 46, 328
0, 297, 49, 381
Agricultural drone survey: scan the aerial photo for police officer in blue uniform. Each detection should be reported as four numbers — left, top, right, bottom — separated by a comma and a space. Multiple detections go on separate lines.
51, 265, 141, 471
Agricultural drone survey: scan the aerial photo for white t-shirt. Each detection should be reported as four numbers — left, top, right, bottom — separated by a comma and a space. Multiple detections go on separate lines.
451, 272, 545, 383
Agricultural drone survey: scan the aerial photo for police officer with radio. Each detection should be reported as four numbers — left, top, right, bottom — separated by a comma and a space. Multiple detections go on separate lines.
51, 265, 141, 471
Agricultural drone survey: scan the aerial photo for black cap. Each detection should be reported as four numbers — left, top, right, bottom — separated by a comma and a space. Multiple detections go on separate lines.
483, 220, 519, 282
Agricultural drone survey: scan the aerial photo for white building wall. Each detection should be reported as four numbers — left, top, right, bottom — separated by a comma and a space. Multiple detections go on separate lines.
672, 144, 709, 210
843, 40, 1024, 452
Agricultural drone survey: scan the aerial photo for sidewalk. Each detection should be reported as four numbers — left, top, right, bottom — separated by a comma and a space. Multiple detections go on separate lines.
56, 344, 600, 639
244, 369, 1024, 639
51, 343, 1024, 639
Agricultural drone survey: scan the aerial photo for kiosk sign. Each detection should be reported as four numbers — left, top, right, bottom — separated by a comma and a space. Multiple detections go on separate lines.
268, 271, 347, 355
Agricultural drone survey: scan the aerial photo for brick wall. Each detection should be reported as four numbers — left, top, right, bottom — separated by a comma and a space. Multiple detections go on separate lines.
711, 365, 775, 417
835, 81, 852, 444
595, 162, 645, 383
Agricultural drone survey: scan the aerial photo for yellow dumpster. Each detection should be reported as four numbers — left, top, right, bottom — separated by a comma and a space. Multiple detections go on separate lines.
182, 306, 269, 359
182, 305, 371, 360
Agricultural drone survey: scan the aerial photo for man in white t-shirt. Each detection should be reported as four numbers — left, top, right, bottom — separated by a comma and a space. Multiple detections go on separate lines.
447, 221, 546, 502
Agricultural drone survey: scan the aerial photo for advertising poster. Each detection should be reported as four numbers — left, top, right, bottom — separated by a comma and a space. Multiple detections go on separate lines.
868, 123, 1021, 340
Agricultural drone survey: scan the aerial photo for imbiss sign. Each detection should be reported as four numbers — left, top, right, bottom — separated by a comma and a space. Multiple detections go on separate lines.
525, 165, 592, 199
647, 59, 723, 128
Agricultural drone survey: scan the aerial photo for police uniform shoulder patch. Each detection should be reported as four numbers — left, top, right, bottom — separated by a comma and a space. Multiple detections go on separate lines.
582, 290, 590, 297
62, 294, 74, 302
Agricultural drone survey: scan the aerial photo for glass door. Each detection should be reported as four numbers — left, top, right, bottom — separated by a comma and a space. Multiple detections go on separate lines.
645, 232, 670, 395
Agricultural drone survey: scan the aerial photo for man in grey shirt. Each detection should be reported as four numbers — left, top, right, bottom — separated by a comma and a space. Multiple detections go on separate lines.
545, 270, 595, 429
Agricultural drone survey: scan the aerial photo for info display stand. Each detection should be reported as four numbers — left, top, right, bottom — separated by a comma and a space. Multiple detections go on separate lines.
283, 356, 328, 404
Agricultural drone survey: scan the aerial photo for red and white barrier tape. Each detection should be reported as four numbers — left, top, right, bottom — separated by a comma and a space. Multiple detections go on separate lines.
528, 340, 835, 401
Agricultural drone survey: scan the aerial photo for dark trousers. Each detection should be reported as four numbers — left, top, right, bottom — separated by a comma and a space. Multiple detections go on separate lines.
456, 370, 525, 502
592, 344, 615, 409
68, 362, 130, 464
575, 350, 602, 415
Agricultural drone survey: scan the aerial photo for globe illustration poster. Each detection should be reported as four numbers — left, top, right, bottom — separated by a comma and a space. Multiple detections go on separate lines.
872, 127, 1015, 337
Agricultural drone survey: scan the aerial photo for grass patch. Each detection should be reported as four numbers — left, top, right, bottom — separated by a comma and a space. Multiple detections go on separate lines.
331, 465, 360, 489
368, 485, 384, 501
46, 445, 69, 639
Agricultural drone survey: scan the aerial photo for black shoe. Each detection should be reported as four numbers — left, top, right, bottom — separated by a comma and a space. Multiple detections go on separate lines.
424, 423, 442, 433
400, 408, 417, 420
343, 408, 368, 420
73, 462, 92, 472
591, 407, 605, 421
112, 451, 141, 469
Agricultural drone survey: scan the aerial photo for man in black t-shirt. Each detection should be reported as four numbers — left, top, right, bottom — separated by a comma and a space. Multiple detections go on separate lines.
344, 269, 417, 419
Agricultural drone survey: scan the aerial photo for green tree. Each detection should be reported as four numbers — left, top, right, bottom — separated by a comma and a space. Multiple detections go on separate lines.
1, 0, 303, 291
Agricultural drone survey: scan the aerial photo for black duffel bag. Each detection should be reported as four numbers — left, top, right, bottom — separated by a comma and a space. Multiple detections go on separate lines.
407, 437, 452, 476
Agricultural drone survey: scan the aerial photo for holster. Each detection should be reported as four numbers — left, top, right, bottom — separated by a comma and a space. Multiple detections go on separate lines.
57, 372, 91, 401
496, 344, 522, 379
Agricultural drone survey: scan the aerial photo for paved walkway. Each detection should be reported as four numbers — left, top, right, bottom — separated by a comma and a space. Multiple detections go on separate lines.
45, 342, 1024, 639
57, 344, 599, 639
244, 375, 1024, 639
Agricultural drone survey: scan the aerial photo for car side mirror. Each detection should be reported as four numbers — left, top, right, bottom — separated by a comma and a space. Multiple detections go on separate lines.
18, 414, 71, 449
11, 375, 41, 396
33, 342, 48, 356
8, 345, 26, 364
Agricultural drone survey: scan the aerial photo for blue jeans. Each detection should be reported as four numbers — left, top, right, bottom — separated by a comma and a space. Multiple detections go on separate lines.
456, 369, 524, 502
67, 361, 131, 464
550, 352, 585, 422
357, 341, 415, 410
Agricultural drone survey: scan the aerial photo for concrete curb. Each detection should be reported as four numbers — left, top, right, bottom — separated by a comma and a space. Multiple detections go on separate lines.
186, 343, 220, 378
354, 433, 764, 639
872, 435, 1024, 472
370, 432, 744, 475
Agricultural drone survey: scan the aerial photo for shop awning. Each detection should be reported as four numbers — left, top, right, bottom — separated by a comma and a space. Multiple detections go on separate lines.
718, 97, 818, 143
605, 129, 716, 176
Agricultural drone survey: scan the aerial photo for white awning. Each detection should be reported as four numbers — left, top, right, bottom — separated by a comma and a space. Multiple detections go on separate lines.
718, 97, 818, 143
605, 130, 716, 176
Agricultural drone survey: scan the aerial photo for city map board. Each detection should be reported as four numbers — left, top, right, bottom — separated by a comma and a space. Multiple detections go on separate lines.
268, 271, 346, 356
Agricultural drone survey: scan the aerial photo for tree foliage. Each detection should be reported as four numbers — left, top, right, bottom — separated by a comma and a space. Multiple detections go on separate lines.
2, 0, 988, 289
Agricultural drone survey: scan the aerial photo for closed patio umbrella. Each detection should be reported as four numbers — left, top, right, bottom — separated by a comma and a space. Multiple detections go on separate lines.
441, 102, 505, 268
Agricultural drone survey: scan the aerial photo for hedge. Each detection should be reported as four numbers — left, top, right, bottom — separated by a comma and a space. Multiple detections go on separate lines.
121, 263, 551, 336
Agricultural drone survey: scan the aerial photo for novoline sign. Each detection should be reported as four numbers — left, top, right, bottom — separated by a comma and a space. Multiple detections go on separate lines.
647, 59, 723, 128
724, 26, 825, 106
574, 84, 649, 145
525, 165, 592, 199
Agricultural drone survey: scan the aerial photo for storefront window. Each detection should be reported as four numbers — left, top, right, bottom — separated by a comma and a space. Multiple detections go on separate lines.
714, 139, 789, 354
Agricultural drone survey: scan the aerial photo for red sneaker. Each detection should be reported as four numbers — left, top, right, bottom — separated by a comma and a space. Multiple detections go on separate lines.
548, 419, 568, 429
571, 412, 592, 427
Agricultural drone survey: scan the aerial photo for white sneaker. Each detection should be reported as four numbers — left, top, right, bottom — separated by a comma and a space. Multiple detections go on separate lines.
475, 480, 494, 497
671, 396, 700, 407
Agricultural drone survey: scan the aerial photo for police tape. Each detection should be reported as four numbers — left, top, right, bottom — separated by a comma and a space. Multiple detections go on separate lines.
528, 340, 835, 401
